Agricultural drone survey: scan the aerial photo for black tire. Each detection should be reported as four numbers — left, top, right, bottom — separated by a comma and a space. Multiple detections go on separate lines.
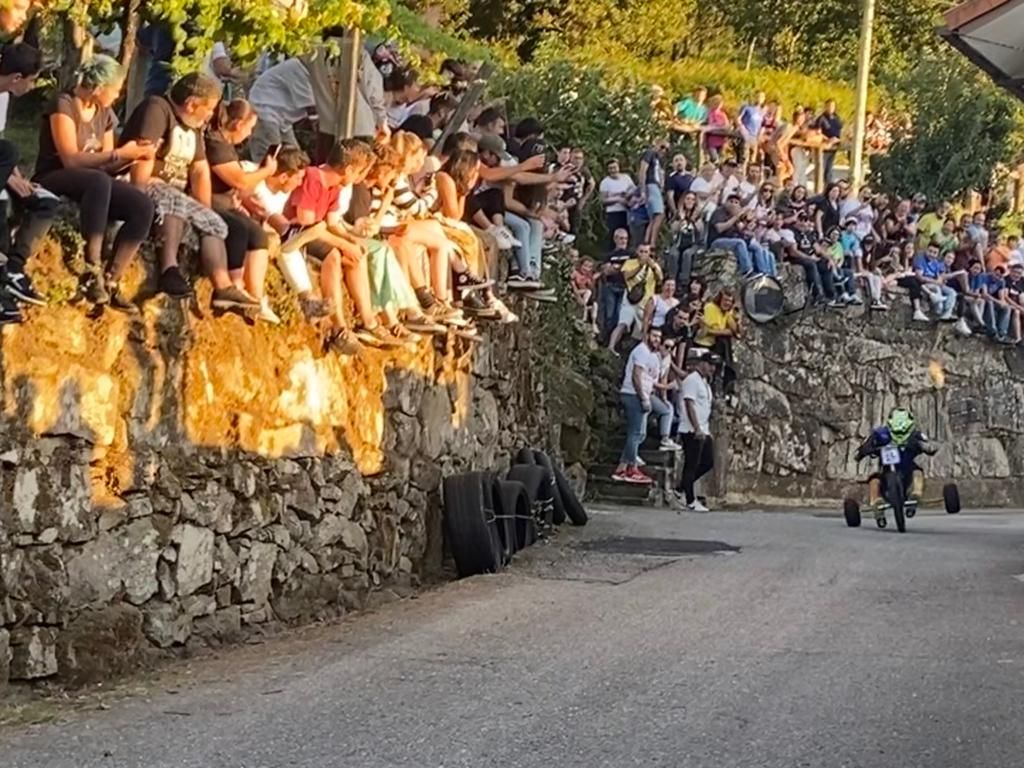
514, 447, 536, 466
442, 471, 503, 577
495, 479, 535, 551
884, 470, 906, 533
554, 465, 588, 526
489, 476, 518, 565
532, 450, 568, 525
507, 464, 555, 527
944, 483, 961, 515
843, 498, 861, 528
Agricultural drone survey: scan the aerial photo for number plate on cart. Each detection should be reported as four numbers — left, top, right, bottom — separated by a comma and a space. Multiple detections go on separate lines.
880, 445, 901, 466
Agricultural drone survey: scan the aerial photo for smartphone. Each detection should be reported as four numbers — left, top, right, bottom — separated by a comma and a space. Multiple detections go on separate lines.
265, 144, 282, 161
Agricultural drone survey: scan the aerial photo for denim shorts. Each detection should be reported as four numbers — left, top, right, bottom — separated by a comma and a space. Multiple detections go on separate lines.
645, 183, 665, 216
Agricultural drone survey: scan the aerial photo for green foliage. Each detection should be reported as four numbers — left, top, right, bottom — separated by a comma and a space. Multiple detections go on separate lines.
46, 0, 392, 67
489, 56, 661, 247
389, 3, 496, 65
566, 43, 858, 117
869, 52, 1023, 202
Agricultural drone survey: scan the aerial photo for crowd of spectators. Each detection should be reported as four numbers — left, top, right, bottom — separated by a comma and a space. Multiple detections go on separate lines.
0, 9, 604, 358
589, 85, 1021, 489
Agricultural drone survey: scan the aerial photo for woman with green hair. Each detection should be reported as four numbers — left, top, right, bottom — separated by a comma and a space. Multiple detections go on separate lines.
34, 54, 157, 312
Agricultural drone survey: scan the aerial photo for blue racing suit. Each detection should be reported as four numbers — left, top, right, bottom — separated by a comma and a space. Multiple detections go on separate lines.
855, 427, 936, 505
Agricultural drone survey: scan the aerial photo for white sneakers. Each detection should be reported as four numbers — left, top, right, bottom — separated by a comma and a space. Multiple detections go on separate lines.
491, 226, 522, 250
258, 296, 281, 325
913, 307, 930, 322
659, 437, 682, 451
688, 500, 710, 512
955, 317, 972, 337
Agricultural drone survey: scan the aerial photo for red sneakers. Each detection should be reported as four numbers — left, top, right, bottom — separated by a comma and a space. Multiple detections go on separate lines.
626, 467, 654, 485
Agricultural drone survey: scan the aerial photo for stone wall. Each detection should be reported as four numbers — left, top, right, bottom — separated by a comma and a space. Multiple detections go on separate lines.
0, 243, 559, 686
716, 304, 1024, 506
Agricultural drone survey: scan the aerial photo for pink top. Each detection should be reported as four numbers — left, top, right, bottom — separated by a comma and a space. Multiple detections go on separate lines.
705, 108, 730, 150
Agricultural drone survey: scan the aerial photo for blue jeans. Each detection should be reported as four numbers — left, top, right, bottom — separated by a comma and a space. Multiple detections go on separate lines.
986, 301, 1011, 337
650, 395, 674, 438
599, 283, 624, 340
504, 212, 543, 279
823, 150, 837, 183
711, 237, 753, 275
925, 284, 957, 317
749, 240, 776, 276
620, 393, 648, 466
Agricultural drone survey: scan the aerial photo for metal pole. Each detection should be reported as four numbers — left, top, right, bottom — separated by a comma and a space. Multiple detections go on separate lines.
335, 27, 361, 140
850, 0, 876, 192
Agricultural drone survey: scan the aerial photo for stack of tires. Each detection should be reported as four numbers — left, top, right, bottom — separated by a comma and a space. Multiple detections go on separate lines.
442, 448, 588, 578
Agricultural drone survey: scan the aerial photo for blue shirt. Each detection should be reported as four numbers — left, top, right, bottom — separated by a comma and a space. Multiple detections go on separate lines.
913, 253, 946, 280
969, 273, 988, 293
840, 232, 861, 256
984, 274, 1005, 296
739, 104, 764, 136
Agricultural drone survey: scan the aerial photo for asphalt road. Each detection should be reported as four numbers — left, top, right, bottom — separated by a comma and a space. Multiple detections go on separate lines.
4, 505, 1024, 768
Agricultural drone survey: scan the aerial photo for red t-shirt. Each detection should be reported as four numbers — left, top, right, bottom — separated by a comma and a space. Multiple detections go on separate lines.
285, 167, 340, 222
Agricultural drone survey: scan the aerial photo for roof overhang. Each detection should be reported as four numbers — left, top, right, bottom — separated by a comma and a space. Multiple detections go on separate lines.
938, 0, 1024, 101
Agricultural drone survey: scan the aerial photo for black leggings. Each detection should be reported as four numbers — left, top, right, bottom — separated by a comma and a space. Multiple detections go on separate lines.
897, 275, 923, 302
35, 168, 154, 272
219, 209, 269, 272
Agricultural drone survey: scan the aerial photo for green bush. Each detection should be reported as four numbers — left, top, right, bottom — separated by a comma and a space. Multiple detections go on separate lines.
870, 53, 1023, 202
488, 56, 661, 251
566, 42, 861, 118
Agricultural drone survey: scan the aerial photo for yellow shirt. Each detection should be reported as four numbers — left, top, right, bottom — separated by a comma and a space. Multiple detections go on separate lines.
623, 258, 661, 305
915, 212, 944, 251
695, 300, 736, 348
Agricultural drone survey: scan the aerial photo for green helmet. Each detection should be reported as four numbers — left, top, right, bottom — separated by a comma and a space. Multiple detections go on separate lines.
887, 408, 915, 446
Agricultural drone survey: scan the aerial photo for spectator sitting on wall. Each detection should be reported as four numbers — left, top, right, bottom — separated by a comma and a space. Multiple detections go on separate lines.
912, 241, 957, 322
0, 42, 52, 323
240, 145, 333, 323
709, 193, 773, 278
34, 53, 156, 314
120, 73, 258, 311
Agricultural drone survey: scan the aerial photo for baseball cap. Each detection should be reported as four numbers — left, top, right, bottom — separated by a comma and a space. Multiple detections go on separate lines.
477, 133, 513, 162
517, 137, 547, 162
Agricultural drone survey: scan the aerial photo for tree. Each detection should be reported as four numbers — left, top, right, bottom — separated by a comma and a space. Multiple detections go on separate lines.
870, 53, 1023, 201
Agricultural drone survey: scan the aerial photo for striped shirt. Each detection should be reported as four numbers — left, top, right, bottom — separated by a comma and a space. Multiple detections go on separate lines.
369, 174, 438, 234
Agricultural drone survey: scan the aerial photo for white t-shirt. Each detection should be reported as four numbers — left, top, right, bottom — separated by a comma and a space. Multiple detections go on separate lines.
203, 42, 230, 84
620, 342, 661, 398
242, 160, 290, 217
689, 175, 719, 218
841, 199, 876, 239
649, 295, 679, 328
678, 371, 713, 434
249, 58, 315, 126
599, 175, 636, 213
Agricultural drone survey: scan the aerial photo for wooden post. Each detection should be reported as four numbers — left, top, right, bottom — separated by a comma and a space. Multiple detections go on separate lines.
814, 146, 825, 193
334, 28, 361, 140
430, 61, 494, 157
